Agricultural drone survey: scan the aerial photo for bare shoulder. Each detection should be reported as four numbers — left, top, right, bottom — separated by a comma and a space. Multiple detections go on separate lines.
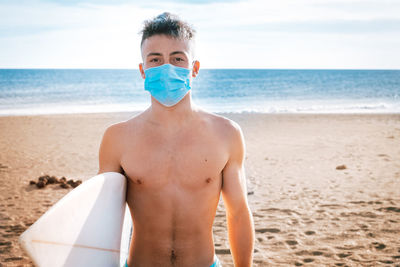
100, 112, 143, 151
98, 111, 146, 173
196, 109, 244, 144
103, 121, 125, 138
197, 109, 245, 170
103, 111, 146, 139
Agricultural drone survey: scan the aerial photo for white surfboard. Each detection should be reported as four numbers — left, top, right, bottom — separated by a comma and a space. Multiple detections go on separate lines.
19, 172, 133, 267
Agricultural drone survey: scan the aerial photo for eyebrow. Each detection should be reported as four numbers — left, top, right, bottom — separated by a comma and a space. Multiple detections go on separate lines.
170, 51, 186, 56
146, 52, 162, 58
146, 51, 187, 58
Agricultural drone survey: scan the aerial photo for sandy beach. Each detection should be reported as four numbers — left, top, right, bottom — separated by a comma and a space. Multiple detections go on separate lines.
0, 112, 399, 266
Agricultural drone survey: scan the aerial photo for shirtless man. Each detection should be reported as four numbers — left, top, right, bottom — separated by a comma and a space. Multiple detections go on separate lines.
98, 12, 254, 267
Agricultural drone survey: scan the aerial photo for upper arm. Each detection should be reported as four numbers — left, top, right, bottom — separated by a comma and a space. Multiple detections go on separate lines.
98, 123, 124, 174
221, 120, 249, 217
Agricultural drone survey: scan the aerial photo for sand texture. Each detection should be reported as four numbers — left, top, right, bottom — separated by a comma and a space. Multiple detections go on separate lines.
0, 113, 399, 266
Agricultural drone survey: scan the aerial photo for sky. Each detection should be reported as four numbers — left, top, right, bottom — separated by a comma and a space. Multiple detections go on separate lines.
0, 0, 400, 69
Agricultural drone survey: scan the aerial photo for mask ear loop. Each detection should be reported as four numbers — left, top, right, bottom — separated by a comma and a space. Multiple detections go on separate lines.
191, 61, 197, 77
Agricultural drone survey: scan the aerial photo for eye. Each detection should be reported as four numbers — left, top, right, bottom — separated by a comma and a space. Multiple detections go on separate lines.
149, 58, 159, 62
174, 57, 185, 62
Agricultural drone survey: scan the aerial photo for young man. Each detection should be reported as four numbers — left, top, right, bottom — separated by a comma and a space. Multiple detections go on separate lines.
98, 12, 254, 267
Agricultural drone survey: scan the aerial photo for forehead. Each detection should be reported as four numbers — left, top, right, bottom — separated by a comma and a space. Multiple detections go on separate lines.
141, 34, 193, 58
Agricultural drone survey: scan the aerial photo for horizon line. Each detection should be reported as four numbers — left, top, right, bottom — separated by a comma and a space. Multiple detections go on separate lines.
1, 67, 400, 71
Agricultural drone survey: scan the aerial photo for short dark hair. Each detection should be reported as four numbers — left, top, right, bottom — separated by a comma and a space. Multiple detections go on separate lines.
140, 12, 196, 47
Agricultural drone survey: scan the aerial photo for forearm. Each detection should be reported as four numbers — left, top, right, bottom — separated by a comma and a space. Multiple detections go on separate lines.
227, 205, 255, 267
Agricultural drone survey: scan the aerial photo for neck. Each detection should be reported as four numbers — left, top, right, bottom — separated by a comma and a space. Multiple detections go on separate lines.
147, 92, 196, 128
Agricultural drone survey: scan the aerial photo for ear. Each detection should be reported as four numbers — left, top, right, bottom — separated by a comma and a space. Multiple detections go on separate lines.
192, 60, 200, 78
139, 63, 146, 79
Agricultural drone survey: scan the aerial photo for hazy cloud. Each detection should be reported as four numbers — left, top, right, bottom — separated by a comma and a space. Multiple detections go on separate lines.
0, 0, 399, 68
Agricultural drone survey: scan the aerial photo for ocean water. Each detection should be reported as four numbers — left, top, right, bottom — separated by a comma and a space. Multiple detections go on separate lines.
0, 69, 399, 116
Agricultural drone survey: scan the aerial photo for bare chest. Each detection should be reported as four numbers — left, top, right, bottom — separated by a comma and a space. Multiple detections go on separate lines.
120, 127, 229, 190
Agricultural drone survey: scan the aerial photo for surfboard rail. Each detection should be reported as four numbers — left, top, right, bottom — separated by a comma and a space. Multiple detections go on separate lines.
19, 172, 133, 267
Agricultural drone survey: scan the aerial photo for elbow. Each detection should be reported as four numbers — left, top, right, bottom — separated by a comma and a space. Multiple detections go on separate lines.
227, 203, 253, 222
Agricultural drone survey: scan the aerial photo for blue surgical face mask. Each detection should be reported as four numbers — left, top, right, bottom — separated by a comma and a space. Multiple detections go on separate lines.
144, 64, 192, 107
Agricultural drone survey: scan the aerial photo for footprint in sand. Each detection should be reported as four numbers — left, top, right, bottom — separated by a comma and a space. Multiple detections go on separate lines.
4, 257, 23, 262
0, 163, 8, 169
285, 240, 298, 246
379, 260, 394, 264
0, 241, 12, 255
302, 219, 315, 225
0, 247, 12, 254
377, 153, 389, 157
337, 252, 352, 258
320, 204, 344, 209
256, 228, 281, 234
377, 153, 391, 162
215, 249, 231, 255
378, 207, 400, 213
312, 251, 323, 256
304, 230, 316, 235
372, 242, 386, 250
367, 232, 375, 238
349, 200, 366, 205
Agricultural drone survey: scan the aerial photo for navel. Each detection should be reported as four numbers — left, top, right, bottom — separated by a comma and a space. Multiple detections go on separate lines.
170, 249, 177, 264
135, 178, 143, 185
206, 177, 212, 184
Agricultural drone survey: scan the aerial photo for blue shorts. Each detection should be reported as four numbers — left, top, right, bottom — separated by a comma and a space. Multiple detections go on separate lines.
124, 255, 221, 267
210, 255, 222, 267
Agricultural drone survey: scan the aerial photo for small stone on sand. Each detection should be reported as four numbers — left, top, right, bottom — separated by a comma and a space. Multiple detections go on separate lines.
38, 176, 48, 185
60, 183, 70, 189
336, 164, 347, 170
36, 181, 46, 188
29, 175, 82, 190
71, 180, 82, 188
47, 176, 58, 184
